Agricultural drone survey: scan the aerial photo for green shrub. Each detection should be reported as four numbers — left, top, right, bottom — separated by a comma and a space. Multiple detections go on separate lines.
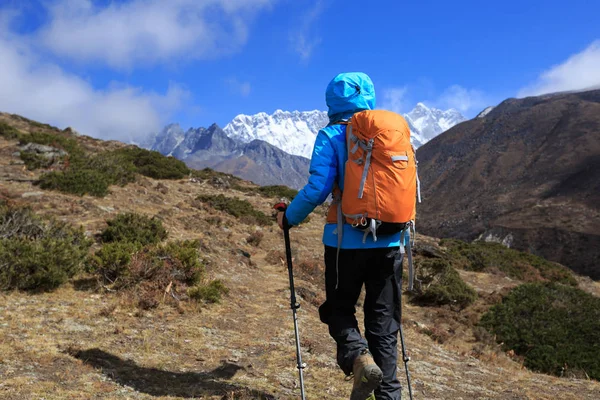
88, 241, 142, 283
254, 185, 298, 200
1, 204, 46, 238
39, 168, 112, 197
92, 240, 202, 288
0, 122, 21, 140
34, 143, 186, 197
20, 151, 56, 170
153, 240, 203, 285
188, 279, 229, 303
191, 168, 243, 183
91, 240, 205, 309
113, 147, 189, 179
196, 194, 272, 226
86, 151, 138, 186
100, 213, 168, 246
411, 258, 477, 308
0, 205, 91, 291
440, 239, 576, 286
480, 283, 600, 380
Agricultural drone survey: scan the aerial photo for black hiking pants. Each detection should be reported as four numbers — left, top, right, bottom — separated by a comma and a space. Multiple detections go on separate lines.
319, 246, 403, 400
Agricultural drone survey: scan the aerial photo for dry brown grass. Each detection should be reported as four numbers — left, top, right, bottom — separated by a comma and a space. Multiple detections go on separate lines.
1, 115, 599, 399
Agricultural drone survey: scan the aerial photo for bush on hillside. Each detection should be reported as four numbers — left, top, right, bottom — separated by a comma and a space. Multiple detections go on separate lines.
19, 131, 82, 157
196, 194, 272, 226
89, 239, 220, 309
188, 280, 229, 304
86, 151, 138, 186
191, 168, 243, 183
411, 258, 477, 308
92, 240, 202, 289
100, 213, 168, 246
40, 168, 113, 197
34, 141, 186, 197
88, 241, 142, 283
0, 205, 91, 291
254, 185, 298, 200
480, 282, 600, 380
0, 122, 21, 140
111, 147, 190, 180
440, 239, 577, 285
20, 151, 57, 170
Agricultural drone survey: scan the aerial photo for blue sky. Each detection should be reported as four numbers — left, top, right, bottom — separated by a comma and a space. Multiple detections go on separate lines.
0, 0, 599, 140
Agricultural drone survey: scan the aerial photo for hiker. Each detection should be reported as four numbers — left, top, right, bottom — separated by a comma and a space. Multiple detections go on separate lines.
276, 72, 411, 400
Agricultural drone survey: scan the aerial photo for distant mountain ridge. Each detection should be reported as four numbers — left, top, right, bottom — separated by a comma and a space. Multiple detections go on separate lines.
145, 104, 465, 188
146, 123, 310, 188
220, 104, 466, 158
416, 89, 600, 279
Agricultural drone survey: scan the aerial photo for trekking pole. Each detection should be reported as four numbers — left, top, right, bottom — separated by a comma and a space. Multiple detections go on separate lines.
399, 228, 415, 399
274, 203, 306, 400
399, 322, 414, 400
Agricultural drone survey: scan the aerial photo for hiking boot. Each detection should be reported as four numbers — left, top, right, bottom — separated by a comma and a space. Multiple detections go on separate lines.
350, 349, 382, 400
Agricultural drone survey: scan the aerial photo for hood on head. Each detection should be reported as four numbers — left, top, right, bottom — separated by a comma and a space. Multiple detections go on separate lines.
326, 72, 376, 123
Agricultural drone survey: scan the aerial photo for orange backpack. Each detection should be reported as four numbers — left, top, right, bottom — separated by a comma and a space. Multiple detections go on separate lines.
328, 109, 421, 289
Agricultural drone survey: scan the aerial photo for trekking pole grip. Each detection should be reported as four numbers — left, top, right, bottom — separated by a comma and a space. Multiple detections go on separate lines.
273, 202, 287, 212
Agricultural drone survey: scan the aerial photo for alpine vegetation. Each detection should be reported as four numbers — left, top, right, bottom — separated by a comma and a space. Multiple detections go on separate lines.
0, 204, 91, 291
481, 283, 600, 380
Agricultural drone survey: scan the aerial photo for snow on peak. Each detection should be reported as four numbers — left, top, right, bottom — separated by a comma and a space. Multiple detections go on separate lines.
223, 110, 329, 158
404, 103, 466, 147
149, 104, 466, 161
476, 106, 495, 119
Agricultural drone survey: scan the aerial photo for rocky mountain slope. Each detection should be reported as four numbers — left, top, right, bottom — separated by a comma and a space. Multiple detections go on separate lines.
148, 123, 310, 189
1, 112, 600, 399
416, 89, 600, 279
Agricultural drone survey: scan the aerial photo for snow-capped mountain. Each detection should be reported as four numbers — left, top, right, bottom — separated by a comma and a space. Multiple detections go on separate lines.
404, 103, 467, 147
223, 110, 329, 159
222, 105, 466, 157
150, 123, 186, 156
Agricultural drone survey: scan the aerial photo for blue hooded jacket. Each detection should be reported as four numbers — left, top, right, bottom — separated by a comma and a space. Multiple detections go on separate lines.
285, 72, 402, 249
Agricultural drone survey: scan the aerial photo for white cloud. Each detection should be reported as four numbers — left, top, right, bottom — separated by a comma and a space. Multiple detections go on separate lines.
435, 85, 488, 114
519, 40, 600, 97
380, 87, 409, 114
0, 34, 189, 141
290, 1, 324, 61
34, 0, 275, 69
226, 78, 251, 97
381, 84, 490, 116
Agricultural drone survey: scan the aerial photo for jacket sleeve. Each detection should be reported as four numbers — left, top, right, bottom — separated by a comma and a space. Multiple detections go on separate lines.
285, 130, 338, 226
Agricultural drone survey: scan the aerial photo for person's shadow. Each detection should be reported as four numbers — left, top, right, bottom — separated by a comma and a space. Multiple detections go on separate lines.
67, 348, 276, 399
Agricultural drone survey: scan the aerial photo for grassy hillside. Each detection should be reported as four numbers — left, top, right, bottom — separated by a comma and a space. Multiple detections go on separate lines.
1, 112, 600, 399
